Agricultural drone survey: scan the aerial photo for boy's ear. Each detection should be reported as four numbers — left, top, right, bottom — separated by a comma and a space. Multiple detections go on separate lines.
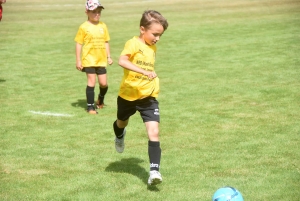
140, 26, 145, 34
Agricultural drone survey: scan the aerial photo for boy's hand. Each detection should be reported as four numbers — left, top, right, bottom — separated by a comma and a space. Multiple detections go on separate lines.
144, 71, 157, 79
108, 57, 113, 65
76, 61, 83, 71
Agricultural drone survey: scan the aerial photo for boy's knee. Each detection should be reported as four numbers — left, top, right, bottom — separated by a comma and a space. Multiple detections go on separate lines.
148, 128, 159, 137
117, 119, 128, 128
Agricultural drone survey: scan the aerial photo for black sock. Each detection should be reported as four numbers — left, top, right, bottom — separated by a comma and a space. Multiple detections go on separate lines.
98, 86, 108, 104
148, 141, 161, 171
86, 86, 95, 107
113, 120, 125, 139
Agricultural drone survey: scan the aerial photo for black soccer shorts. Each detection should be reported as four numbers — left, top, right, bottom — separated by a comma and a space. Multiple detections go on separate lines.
82, 67, 106, 75
117, 96, 160, 123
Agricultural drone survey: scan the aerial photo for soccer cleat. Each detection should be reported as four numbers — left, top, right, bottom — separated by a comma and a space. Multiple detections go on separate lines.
87, 106, 98, 114
148, 170, 162, 185
96, 99, 104, 109
115, 129, 126, 153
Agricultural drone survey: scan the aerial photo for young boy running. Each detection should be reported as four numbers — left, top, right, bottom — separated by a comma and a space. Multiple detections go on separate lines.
75, 0, 113, 114
113, 10, 168, 185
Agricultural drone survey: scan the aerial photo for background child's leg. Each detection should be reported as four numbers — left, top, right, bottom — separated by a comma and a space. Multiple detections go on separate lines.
99, 86, 108, 103
97, 74, 108, 108
86, 73, 97, 113
86, 86, 95, 107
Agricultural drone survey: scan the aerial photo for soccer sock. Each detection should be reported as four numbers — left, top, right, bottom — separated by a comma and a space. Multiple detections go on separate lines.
98, 86, 108, 104
113, 120, 125, 139
148, 141, 161, 171
86, 86, 95, 107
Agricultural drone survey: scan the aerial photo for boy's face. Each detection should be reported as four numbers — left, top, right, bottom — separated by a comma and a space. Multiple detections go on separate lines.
140, 23, 164, 46
86, 7, 102, 23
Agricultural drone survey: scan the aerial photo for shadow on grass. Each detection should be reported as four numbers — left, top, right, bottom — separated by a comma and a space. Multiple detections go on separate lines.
0, 79, 6, 83
105, 157, 160, 191
71, 99, 86, 109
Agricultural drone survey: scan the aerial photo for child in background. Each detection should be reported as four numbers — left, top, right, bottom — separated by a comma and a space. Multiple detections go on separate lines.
113, 10, 168, 185
0, 0, 6, 22
75, 0, 113, 114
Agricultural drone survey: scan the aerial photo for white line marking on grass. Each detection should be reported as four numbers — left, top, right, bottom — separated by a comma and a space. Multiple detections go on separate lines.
29, 111, 73, 117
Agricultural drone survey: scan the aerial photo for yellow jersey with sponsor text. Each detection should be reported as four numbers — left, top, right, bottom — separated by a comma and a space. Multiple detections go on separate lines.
74, 21, 110, 67
119, 36, 160, 101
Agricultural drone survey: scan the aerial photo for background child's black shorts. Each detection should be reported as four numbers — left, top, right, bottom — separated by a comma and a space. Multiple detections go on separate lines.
117, 96, 160, 123
82, 67, 106, 75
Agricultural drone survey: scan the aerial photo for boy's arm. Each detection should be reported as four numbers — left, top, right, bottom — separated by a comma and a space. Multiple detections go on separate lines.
105, 41, 113, 65
118, 55, 157, 79
75, 42, 83, 71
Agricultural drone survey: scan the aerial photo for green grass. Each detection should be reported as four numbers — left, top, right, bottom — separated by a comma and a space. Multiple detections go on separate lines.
0, 0, 299, 200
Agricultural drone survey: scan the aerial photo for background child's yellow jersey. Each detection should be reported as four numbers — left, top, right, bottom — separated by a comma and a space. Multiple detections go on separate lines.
119, 36, 160, 101
74, 21, 110, 67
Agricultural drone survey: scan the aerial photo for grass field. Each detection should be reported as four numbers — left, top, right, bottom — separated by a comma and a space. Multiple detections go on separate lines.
0, 0, 299, 200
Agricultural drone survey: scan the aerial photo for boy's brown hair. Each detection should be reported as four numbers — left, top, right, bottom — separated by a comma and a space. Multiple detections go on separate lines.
140, 10, 169, 31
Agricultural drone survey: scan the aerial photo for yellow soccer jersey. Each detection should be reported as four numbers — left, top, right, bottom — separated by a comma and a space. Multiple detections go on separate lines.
74, 21, 110, 67
119, 36, 160, 101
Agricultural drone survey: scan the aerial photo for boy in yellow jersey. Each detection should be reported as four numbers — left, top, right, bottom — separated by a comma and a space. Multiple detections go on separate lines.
113, 10, 168, 185
75, 0, 113, 114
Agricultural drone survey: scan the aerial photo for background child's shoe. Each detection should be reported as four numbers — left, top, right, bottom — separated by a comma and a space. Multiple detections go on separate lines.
96, 99, 104, 109
87, 106, 98, 114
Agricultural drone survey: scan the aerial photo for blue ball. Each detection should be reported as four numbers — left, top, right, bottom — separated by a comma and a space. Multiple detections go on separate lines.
212, 186, 244, 201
